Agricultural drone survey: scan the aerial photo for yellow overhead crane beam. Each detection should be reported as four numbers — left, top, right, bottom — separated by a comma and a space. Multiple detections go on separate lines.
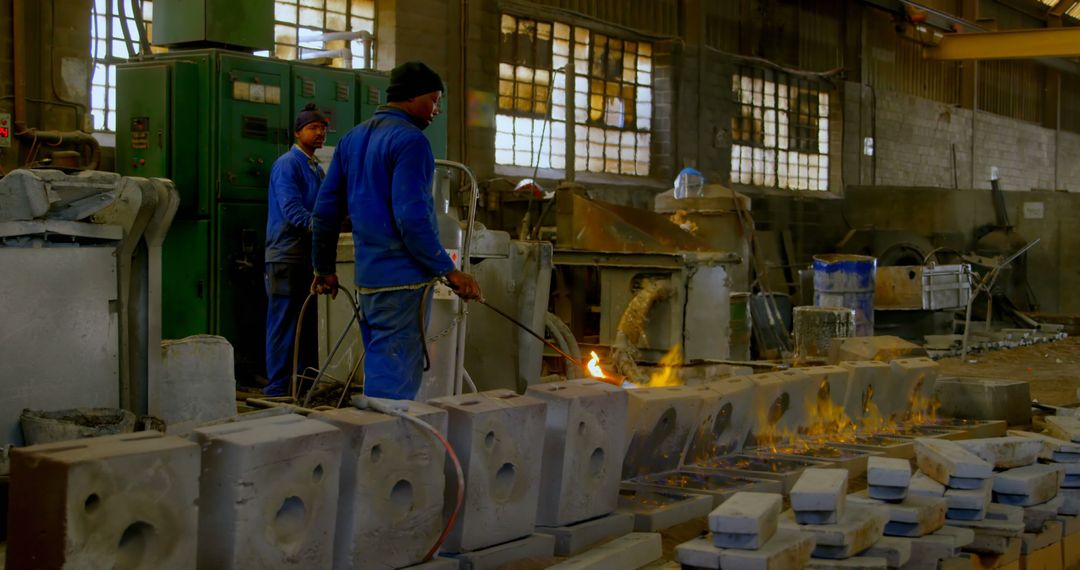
925, 26, 1080, 60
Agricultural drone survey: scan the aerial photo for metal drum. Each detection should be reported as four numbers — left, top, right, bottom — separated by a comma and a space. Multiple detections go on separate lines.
812, 254, 877, 336
729, 292, 752, 361
793, 306, 856, 361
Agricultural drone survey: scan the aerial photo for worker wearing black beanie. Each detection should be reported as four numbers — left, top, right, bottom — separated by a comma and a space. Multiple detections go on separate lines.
386, 61, 445, 102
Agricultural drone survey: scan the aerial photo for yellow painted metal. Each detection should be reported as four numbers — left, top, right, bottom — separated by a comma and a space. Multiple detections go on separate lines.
926, 26, 1080, 60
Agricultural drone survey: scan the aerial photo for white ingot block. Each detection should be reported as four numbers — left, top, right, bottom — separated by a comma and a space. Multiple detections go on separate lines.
849, 491, 947, 537
1008, 429, 1080, 463
944, 478, 992, 521
429, 389, 547, 553
867, 456, 911, 502
790, 468, 849, 524
1045, 416, 1080, 444
6, 432, 200, 570
909, 471, 946, 498
622, 386, 702, 479
310, 402, 447, 569
194, 413, 343, 569
956, 437, 1043, 469
915, 438, 992, 486
780, 504, 888, 559
718, 529, 816, 570
683, 376, 756, 465
992, 464, 1064, 506
527, 381, 628, 527
708, 491, 783, 549
749, 369, 815, 436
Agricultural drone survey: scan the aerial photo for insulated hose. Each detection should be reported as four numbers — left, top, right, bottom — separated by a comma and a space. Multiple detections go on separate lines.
352, 394, 465, 562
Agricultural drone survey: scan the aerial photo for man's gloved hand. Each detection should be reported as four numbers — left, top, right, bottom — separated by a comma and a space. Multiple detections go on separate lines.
444, 269, 482, 300
311, 274, 340, 299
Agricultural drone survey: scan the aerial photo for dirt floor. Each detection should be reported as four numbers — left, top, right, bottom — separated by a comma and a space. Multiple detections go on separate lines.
937, 336, 1080, 406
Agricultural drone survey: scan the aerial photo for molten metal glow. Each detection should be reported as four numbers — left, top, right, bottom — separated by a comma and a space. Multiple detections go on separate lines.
587, 351, 606, 379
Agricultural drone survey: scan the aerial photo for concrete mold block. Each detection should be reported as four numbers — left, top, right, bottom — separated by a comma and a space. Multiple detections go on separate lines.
839, 361, 893, 422
309, 401, 448, 570
889, 357, 939, 420
935, 377, 1032, 427
428, 389, 547, 553
956, 437, 1042, 469
193, 413, 343, 569
526, 381, 628, 527
799, 365, 857, 423
621, 385, 702, 479
682, 376, 755, 465
6, 432, 200, 570
748, 369, 816, 436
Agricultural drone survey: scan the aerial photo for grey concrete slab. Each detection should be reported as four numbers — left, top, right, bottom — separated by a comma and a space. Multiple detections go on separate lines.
536, 512, 635, 556
914, 439, 992, 486
863, 536, 913, 568
447, 533, 556, 570
546, 532, 662, 570
310, 403, 447, 570
622, 386, 703, 479
934, 377, 1031, 427
709, 492, 783, 549
791, 468, 849, 525
428, 390, 547, 553
527, 381, 629, 527
956, 437, 1042, 469
194, 413, 343, 570
6, 432, 199, 570
616, 487, 713, 532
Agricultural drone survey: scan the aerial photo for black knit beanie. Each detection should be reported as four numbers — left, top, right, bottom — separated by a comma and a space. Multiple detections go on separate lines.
294, 103, 329, 132
386, 61, 445, 102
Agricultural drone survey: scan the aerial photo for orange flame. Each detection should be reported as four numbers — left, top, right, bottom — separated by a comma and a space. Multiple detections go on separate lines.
636, 345, 683, 388
587, 351, 606, 379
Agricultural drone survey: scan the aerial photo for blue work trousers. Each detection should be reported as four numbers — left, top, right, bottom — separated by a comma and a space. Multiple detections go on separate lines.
360, 287, 432, 400
264, 262, 317, 396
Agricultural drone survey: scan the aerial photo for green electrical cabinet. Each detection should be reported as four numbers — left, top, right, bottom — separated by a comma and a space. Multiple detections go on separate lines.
292, 65, 356, 146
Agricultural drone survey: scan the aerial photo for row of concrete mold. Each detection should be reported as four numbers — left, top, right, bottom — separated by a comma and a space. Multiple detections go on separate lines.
0, 169, 181, 448
426, 389, 547, 554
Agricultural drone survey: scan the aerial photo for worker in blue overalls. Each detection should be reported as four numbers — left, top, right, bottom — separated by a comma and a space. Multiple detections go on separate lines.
263, 103, 329, 396
309, 61, 481, 400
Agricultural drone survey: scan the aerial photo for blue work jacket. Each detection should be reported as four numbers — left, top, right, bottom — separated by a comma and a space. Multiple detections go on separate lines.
265, 146, 324, 264
311, 107, 455, 289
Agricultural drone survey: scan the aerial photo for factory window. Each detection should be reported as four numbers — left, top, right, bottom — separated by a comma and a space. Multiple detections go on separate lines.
270, 0, 376, 70
730, 67, 830, 191
90, 0, 157, 132
495, 14, 652, 177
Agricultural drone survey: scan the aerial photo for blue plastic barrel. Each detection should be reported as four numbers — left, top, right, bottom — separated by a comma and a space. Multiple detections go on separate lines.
812, 254, 877, 337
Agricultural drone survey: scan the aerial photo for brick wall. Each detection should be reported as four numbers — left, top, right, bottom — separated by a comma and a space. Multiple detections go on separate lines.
843, 84, 1080, 193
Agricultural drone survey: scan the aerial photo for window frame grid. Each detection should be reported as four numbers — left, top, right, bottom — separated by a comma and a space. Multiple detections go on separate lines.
91, 0, 155, 132
496, 13, 652, 177
270, 0, 377, 70
730, 65, 831, 192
